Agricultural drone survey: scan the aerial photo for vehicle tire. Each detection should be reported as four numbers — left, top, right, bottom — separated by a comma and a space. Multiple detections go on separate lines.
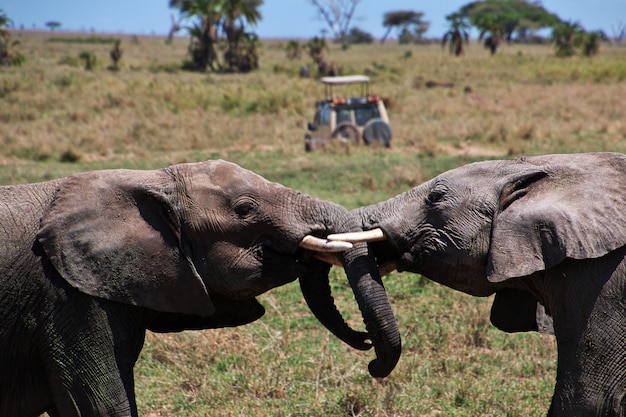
362, 119, 392, 147
332, 123, 360, 145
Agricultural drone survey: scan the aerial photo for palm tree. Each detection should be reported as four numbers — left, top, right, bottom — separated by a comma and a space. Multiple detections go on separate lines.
582, 30, 608, 57
221, 0, 262, 72
285, 40, 303, 60
0, 9, 24, 67
551, 20, 585, 57
79, 51, 96, 71
0, 10, 10, 28
476, 15, 505, 55
230, 31, 259, 72
306, 36, 328, 63
109, 40, 123, 70
171, 0, 220, 71
170, 0, 263, 72
442, 13, 471, 56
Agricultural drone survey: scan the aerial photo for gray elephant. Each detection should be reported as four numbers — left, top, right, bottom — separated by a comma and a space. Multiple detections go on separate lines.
0, 160, 400, 417
327, 152, 626, 416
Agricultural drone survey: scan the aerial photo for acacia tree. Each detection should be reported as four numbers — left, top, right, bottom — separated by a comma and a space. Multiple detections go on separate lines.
442, 13, 471, 56
170, 0, 262, 72
45, 21, 61, 31
458, 0, 560, 42
381, 10, 429, 44
308, 0, 360, 45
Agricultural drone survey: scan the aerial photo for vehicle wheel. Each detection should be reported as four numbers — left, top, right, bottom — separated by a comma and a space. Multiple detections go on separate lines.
332, 123, 360, 145
362, 119, 392, 147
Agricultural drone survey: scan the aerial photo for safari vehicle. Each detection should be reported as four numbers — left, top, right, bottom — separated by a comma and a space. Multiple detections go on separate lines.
304, 75, 392, 152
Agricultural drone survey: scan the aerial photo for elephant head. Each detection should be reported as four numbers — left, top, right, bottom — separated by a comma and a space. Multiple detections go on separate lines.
35, 160, 400, 376
331, 152, 626, 327
326, 152, 626, 414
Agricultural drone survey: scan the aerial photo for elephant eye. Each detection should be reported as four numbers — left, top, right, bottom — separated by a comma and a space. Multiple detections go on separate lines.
234, 199, 258, 218
427, 186, 447, 205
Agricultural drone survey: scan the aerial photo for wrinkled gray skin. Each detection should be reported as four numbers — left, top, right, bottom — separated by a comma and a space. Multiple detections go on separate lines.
0, 160, 399, 417
353, 153, 626, 416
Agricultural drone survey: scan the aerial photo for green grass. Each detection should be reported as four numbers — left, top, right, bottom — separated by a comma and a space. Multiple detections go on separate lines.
135, 272, 557, 417
3, 31, 625, 416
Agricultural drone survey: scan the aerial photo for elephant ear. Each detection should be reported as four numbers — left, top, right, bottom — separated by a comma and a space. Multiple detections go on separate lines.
38, 169, 215, 316
488, 154, 626, 283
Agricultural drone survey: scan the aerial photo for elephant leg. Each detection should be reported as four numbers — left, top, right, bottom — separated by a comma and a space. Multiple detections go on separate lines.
552, 318, 626, 416
43, 296, 145, 417
552, 306, 626, 416
548, 251, 626, 416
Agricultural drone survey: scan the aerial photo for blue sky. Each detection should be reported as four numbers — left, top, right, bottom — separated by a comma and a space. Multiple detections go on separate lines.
2, 0, 624, 39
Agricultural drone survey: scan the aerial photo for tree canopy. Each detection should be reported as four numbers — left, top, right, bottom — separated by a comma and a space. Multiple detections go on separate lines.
45, 21, 62, 31
458, 0, 560, 41
381, 10, 429, 44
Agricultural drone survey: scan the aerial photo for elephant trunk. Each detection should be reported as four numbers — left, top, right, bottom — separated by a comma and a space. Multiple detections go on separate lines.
298, 198, 401, 378
299, 261, 372, 351
342, 241, 401, 378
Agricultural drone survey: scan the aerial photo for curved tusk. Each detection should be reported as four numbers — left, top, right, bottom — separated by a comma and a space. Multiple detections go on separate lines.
327, 228, 386, 243
299, 235, 353, 252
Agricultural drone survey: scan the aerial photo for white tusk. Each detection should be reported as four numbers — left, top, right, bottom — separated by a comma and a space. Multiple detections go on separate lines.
299, 235, 353, 252
327, 228, 386, 243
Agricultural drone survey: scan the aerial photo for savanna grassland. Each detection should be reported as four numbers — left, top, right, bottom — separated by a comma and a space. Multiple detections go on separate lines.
2, 31, 626, 417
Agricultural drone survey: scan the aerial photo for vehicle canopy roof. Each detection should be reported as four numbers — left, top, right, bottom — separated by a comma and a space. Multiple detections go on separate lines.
320, 75, 370, 85
320, 75, 370, 99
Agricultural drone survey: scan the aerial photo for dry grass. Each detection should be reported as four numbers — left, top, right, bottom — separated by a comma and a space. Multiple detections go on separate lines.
2, 31, 625, 416
2, 34, 625, 168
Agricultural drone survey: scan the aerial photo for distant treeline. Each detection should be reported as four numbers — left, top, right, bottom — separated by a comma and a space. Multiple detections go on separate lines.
47, 36, 119, 44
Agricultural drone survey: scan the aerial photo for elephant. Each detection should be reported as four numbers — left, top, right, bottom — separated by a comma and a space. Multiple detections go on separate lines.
0, 160, 400, 417
326, 152, 626, 416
